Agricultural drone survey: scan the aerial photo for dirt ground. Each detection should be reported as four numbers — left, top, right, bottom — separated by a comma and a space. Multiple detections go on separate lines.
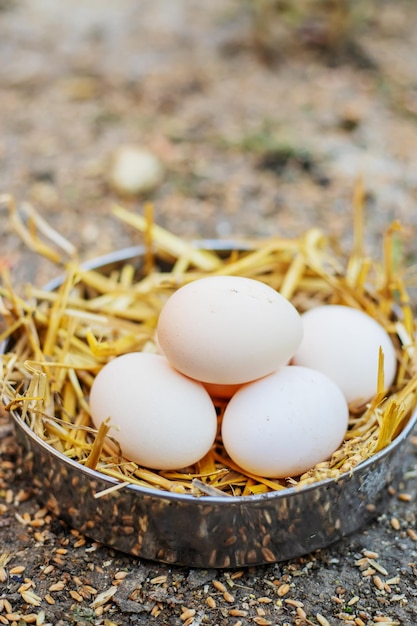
1, 1, 417, 624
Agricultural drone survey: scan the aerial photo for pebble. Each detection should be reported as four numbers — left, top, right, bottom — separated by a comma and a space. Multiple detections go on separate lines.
107, 145, 164, 196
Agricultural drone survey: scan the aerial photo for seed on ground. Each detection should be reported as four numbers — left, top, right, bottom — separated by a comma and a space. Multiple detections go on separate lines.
363, 550, 379, 559
398, 492, 412, 501
206, 596, 216, 609
223, 591, 235, 603
69, 590, 83, 602
212, 580, 227, 593
277, 583, 291, 596
3, 600, 13, 614
150, 575, 167, 585
229, 609, 248, 617
180, 607, 196, 621
373, 575, 385, 590
48, 581, 65, 592
253, 618, 271, 625
362, 567, 376, 577
284, 599, 304, 608
368, 559, 389, 576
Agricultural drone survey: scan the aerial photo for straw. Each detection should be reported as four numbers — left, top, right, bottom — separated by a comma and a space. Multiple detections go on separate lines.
1, 195, 417, 496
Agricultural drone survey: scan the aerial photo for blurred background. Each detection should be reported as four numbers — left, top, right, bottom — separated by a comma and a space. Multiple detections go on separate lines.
1, 0, 417, 285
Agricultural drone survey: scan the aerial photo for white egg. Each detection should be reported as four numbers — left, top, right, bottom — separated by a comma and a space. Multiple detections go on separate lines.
221, 365, 349, 478
89, 353, 217, 470
292, 305, 397, 406
157, 275, 303, 385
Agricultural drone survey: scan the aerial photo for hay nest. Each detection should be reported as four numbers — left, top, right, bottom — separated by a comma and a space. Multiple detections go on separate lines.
1, 191, 417, 497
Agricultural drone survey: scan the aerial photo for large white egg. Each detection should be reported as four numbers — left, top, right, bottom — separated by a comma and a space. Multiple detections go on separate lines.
157, 275, 303, 385
292, 305, 397, 406
89, 353, 217, 470
221, 365, 349, 478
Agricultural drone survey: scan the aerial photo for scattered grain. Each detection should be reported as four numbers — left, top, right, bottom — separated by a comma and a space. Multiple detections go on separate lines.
212, 580, 227, 594
296, 606, 307, 619
373, 575, 385, 591
69, 589, 83, 602
5, 613, 22, 622
180, 607, 196, 621
90, 586, 118, 608
3, 600, 12, 614
73, 537, 86, 548
253, 618, 271, 625
206, 596, 216, 609
285, 599, 304, 608
229, 609, 248, 617
150, 605, 162, 617
368, 560, 389, 576
398, 493, 412, 502
48, 581, 65, 592
20, 613, 38, 623
277, 583, 291, 597
20, 590, 42, 606
150, 575, 167, 585
362, 567, 376, 577
363, 550, 379, 559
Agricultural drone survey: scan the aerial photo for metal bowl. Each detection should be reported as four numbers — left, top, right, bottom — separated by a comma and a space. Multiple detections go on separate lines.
7, 244, 417, 568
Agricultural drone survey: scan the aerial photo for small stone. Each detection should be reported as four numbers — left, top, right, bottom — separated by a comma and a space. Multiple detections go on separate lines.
107, 145, 164, 196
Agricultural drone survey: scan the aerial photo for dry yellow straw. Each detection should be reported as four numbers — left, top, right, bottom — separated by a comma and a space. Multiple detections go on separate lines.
1, 197, 417, 496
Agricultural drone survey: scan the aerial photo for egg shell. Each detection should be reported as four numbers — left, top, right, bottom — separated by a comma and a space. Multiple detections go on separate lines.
292, 305, 397, 406
157, 275, 303, 385
221, 365, 349, 478
89, 352, 217, 470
